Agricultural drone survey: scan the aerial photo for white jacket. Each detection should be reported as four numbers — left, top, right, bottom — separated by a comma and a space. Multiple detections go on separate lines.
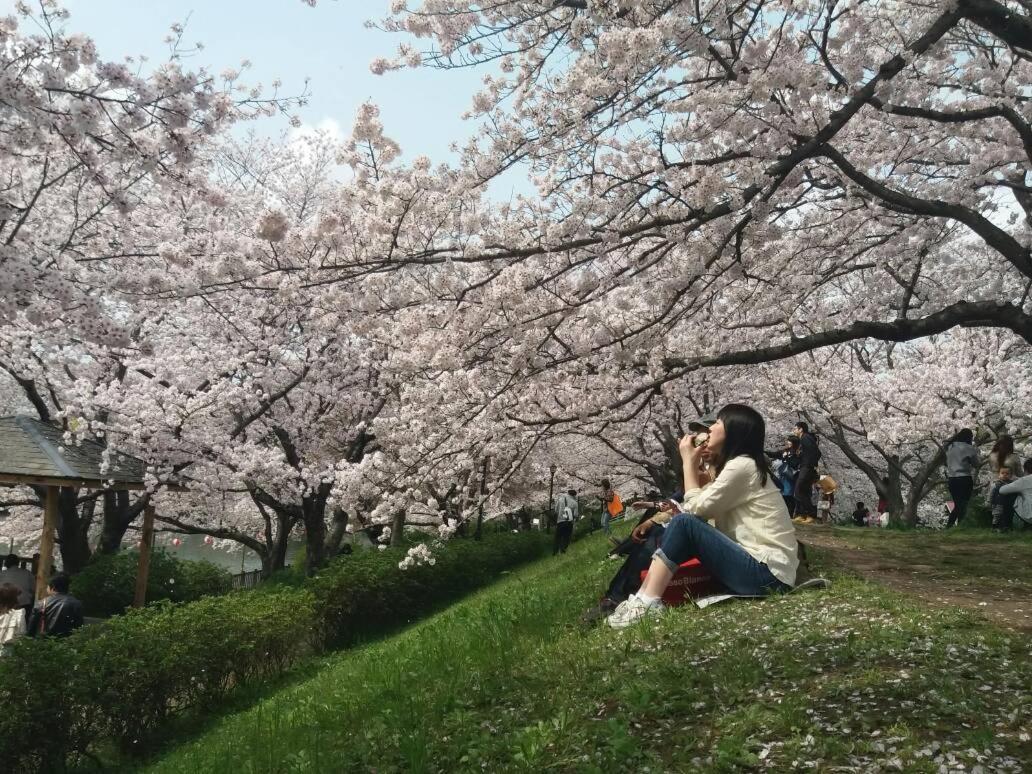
0, 609, 26, 654
682, 456, 799, 586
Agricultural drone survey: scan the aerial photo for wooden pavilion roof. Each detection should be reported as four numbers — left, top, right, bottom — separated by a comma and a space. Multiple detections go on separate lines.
0, 415, 148, 490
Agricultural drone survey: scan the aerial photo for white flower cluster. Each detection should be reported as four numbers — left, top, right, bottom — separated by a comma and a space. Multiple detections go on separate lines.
398, 543, 435, 571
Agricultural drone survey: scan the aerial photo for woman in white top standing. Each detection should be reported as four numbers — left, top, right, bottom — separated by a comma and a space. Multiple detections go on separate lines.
608, 404, 799, 629
0, 583, 27, 655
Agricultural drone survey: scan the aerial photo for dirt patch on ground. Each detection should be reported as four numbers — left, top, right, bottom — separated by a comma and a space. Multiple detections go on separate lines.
799, 527, 1032, 633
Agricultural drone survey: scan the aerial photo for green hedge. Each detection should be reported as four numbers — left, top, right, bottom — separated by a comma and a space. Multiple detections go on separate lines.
0, 530, 554, 771
71, 550, 233, 616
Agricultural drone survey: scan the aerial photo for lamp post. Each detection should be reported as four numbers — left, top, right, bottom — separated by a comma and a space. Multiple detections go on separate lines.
0, 507, 11, 554
547, 465, 557, 533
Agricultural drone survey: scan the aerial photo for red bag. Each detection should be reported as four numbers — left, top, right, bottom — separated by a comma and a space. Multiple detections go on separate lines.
641, 559, 721, 607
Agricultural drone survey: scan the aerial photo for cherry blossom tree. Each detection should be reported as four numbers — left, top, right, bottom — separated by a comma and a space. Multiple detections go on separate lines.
340, 0, 1032, 437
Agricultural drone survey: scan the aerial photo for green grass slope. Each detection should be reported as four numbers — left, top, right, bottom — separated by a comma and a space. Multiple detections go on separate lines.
145, 530, 1032, 773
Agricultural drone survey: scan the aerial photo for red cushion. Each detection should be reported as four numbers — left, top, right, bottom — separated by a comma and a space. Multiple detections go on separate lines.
640, 558, 721, 607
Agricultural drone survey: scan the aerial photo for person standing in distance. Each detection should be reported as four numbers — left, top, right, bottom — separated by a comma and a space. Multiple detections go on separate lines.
791, 421, 821, 522
944, 428, 979, 528
553, 488, 579, 555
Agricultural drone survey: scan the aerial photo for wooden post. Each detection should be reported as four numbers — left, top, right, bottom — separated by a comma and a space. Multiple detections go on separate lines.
133, 503, 156, 608
35, 486, 59, 601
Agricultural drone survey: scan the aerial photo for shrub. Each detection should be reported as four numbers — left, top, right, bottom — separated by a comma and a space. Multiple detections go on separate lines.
0, 527, 559, 770
71, 550, 233, 617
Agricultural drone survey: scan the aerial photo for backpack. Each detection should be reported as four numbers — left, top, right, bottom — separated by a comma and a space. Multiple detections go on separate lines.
560, 505, 574, 523
607, 492, 624, 517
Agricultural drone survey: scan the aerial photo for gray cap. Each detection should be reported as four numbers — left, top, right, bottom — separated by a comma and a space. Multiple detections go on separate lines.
687, 413, 717, 433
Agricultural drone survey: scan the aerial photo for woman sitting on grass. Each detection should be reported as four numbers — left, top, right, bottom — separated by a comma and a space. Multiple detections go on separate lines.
608, 404, 799, 629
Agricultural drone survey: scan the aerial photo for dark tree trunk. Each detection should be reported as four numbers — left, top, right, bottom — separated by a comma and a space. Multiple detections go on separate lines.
644, 461, 681, 496
268, 511, 293, 575
883, 457, 906, 526
303, 508, 328, 577
54, 487, 93, 574
97, 490, 147, 555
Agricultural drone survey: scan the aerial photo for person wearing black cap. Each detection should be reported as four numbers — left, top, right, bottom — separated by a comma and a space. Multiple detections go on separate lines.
580, 495, 684, 624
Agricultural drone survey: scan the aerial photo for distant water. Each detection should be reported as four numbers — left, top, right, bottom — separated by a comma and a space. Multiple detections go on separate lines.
150, 533, 306, 572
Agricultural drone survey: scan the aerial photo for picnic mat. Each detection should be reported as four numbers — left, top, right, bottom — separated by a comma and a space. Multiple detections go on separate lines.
692, 577, 831, 609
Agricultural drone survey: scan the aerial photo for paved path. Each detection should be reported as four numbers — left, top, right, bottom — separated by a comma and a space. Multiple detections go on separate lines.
799, 526, 1032, 632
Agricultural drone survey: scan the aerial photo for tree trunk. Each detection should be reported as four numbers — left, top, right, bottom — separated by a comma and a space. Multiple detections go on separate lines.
303, 507, 328, 577
390, 510, 406, 547
325, 508, 350, 559
882, 460, 906, 526
97, 490, 144, 555
54, 487, 93, 574
268, 511, 293, 575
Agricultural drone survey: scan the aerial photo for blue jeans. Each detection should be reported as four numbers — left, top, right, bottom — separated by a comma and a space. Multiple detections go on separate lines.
653, 513, 789, 596
601, 510, 612, 535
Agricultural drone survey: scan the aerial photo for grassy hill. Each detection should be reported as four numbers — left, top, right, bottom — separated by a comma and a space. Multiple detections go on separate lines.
143, 528, 1032, 773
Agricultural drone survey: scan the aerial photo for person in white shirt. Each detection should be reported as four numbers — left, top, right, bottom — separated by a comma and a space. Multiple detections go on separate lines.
999, 459, 1032, 529
0, 583, 27, 655
552, 488, 579, 555
608, 403, 799, 629
0, 554, 35, 610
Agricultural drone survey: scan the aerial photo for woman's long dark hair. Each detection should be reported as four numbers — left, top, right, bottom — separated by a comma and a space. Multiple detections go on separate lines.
949, 428, 974, 445
711, 403, 773, 486
992, 434, 1014, 459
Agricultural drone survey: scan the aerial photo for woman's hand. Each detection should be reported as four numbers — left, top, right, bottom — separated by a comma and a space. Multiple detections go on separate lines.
679, 433, 708, 468
631, 519, 654, 543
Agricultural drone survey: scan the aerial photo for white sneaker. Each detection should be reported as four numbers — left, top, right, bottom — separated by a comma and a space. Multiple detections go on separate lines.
606, 594, 665, 629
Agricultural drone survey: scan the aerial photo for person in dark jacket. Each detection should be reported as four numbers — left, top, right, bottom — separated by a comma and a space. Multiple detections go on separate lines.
791, 421, 821, 520
28, 574, 83, 638
767, 436, 801, 516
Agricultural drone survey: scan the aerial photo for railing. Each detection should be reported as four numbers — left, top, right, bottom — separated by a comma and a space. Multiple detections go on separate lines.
4, 553, 38, 574
230, 568, 263, 590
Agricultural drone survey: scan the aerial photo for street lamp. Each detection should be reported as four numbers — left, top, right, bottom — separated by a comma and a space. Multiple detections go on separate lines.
0, 508, 11, 554
547, 465, 557, 533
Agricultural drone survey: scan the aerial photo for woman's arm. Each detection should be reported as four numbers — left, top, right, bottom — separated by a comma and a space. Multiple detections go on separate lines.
682, 458, 753, 518
999, 477, 1032, 496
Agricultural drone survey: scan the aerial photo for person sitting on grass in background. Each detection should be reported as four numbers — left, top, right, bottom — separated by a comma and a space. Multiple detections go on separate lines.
0, 583, 26, 655
28, 573, 83, 638
999, 459, 1032, 530
989, 466, 1019, 532
580, 497, 684, 624
608, 404, 799, 629
852, 501, 869, 527
816, 475, 837, 524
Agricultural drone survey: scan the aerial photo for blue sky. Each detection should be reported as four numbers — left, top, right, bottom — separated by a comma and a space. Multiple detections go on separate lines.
27, 1, 489, 164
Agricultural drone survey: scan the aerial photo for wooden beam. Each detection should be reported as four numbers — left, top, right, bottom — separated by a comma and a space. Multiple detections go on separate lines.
35, 486, 58, 601
0, 472, 149, 490
133, 503, 156, 608
0, 473, 186, 492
